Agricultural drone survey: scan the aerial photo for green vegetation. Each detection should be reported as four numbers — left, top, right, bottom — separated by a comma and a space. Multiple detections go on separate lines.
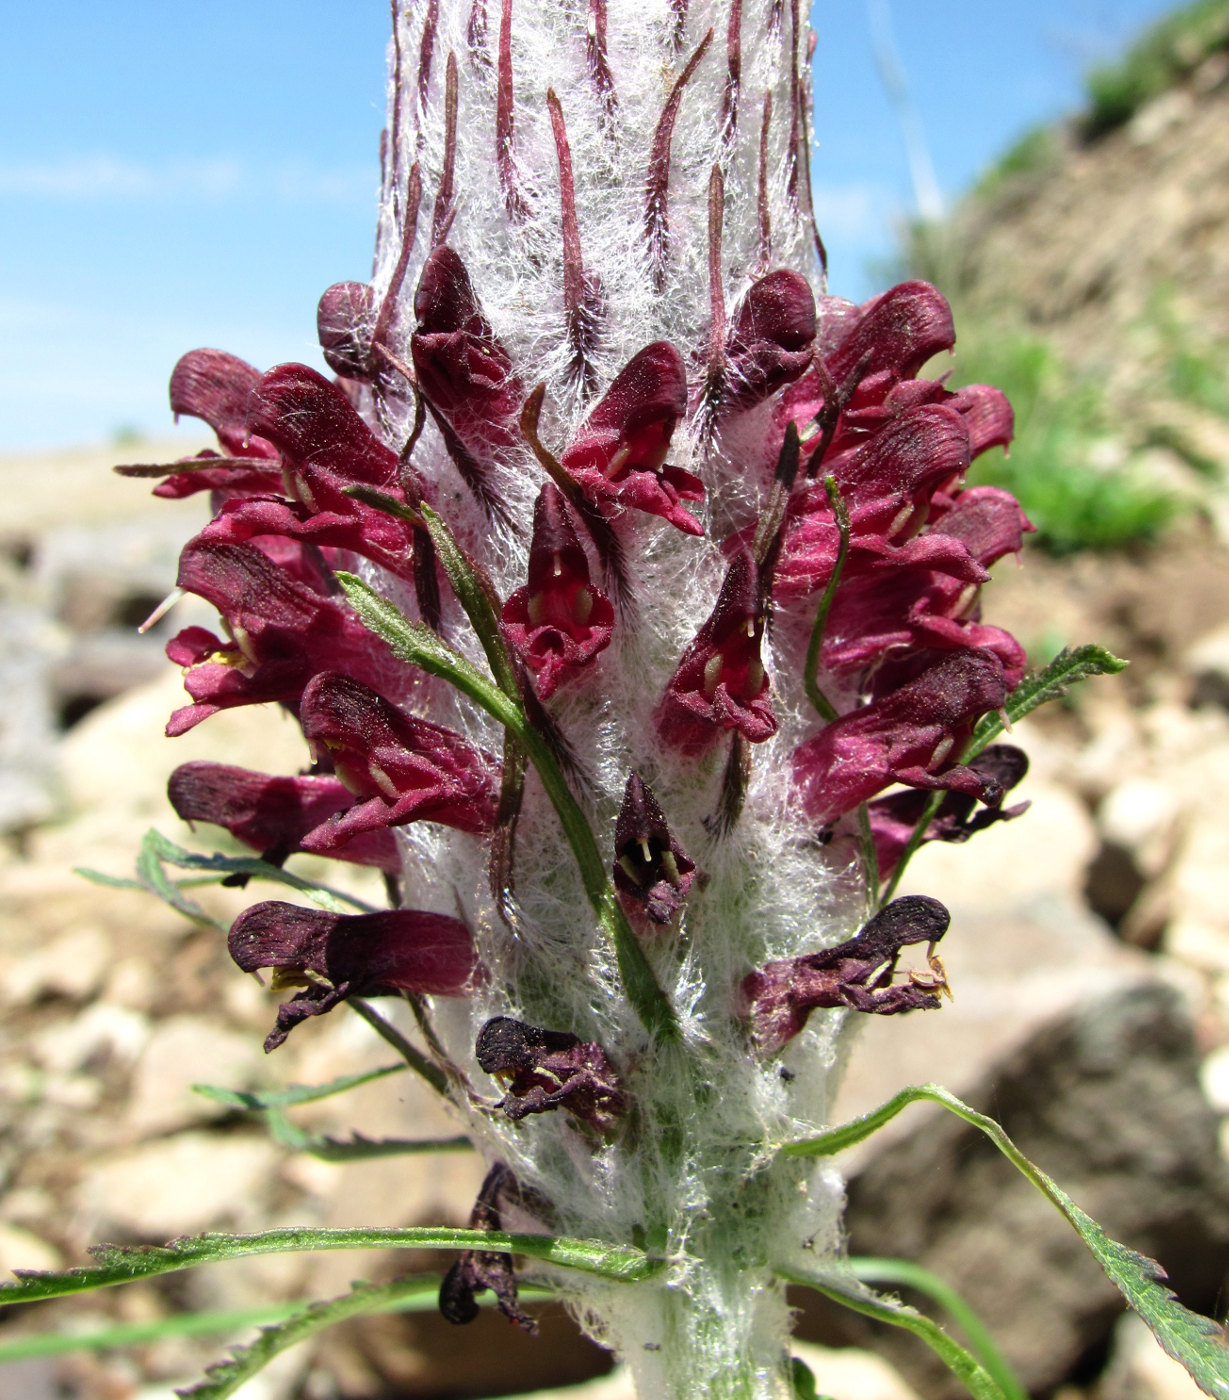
945, 324, 1180, 554
1082, 0, 1229, 139
974, 126, 1059, 198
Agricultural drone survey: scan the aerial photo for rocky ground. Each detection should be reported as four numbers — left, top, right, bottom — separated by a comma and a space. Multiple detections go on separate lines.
2, 437, 1229, 1400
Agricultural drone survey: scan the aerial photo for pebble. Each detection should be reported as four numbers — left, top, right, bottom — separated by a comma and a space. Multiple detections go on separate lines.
124, 1014, 264, 1136
0, 924, 111, 1006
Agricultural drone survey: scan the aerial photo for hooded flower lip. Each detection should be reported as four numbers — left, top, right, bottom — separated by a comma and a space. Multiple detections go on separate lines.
741, 893, 952, 1051
167, 761, 402, 872
612, 771, 696, 925
501, 484, 614, 698
712, 269, 817, 418
791, 649, 1009, 826
228, 900, 478, 1051
474, 1016, 625, 1134
559, 341, 702, 535
824, 280, 955, 391
411, 244, 522, 454
164, 540, 404, 737
657, 550, 777, 756
930, 484, 1034, 567
439, 1163, 538, 1332
296, 672, 499, 846
868, 743, 1030, 878
317, 280, 377, 380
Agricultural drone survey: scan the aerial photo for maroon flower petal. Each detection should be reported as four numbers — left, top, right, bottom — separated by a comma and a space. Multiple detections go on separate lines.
229, 901, 477, 1050
715, 269, 817, 417
501, 485, 614, 698
741, 894, 951, 1051
317, 281, 377, 380
475, 1016, 625, 1134
167, 761, 401, 871
930, 485, 1034, 567
560, 342, 701, 535
657, 550, 776, 755
439, 1164, 538, 1332
169, 349, 276, 459
297, 672, 499, 843
948, 383, 1015, 459
612, 771, 696, 925
791, 649, 1008, 825
825, 281, 955, 388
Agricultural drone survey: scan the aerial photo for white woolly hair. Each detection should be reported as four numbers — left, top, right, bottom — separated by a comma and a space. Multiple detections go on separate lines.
367, 1, 862, 1390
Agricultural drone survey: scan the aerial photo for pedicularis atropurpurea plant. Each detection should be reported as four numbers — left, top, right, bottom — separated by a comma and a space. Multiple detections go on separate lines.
5, 4, 1227, 1399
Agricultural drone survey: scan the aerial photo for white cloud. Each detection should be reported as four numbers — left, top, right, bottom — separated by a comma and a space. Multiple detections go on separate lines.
0, 154, 372, 205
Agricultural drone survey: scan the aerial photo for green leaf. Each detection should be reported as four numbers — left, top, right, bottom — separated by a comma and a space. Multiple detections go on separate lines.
142, 830, 376, 914
262, 1108, 472, 1161
784, 1084, 1229, 1399
0, 1276, 555, 1365
968, 644, 1128, 758
849, 1257, 1028, 1400
74, 868, 149, 893
192, 1063, 408, 1111
337, 571, 680, 1045
135, 830, 225, 928
780, 1265, 1006, 1400
0, 1226, 661, 1308
789, 1356, 826, 1399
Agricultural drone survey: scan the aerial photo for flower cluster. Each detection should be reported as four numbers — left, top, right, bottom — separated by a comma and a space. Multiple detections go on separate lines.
134, 2, 1035, 1389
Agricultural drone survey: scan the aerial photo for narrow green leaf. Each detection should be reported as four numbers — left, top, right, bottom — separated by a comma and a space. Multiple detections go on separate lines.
74, 868, 148, 893
0, 1277, 555, 1365
262, 1108, 472, 1161
784, 1084, 1229, 1399
337, 572, 680, 1044
143, 830, 376, 913
780, 1265, 1005, 1400
969, 644, 1128, 758
849, 1257, 1028, 1400
0, 1226, 660, 1308
192, 1063, 407, 1111
136, 831, 225, 929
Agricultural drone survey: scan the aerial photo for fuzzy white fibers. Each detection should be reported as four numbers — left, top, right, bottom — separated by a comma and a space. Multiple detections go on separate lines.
366, 2, 866, 1393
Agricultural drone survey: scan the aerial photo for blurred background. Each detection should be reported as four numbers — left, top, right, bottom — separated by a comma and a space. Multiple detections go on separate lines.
2, 3, 1228, 1397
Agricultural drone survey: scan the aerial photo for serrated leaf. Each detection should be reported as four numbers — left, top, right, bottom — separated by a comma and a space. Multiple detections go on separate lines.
784, 1084, 1229, 1399
263, 1108, 472, 1160
969, 644, 1127, 757
781, 1265, 1005, 1400
192, 1063, 407, 1111
0, 1226, 660, 1308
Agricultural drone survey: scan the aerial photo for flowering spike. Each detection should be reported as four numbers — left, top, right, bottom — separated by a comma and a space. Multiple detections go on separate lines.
297, 671, 499, 845
547, 88, 605, 395
741, 894, 952, 1051
475, 1016, 625, 1134
643, 28, 713, 291
432, 52, 460, 245
439, 1165, 538, 1331
720, 0, 742, 146
496, 0, 530, 222
791, 649, 1009, 825
229, 901, 477, 1051
502, 484, 614, 698
586, 0, 617, 116
657, 550, 777, 755
167, 761, 403, 872
613, 772, 696, 925
560, 341, 701, 534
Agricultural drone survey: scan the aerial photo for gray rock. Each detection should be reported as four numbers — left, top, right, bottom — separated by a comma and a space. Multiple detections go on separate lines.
800, 983, 1229, 1398
1186, 623, 1229, 711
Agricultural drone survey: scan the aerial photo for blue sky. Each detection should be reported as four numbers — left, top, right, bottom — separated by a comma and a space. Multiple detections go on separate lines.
1, 1, 1180, 449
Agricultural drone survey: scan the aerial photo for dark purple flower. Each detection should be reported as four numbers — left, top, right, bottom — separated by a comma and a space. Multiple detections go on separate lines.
657, 550, 776, 755
167, 761, 402, 872
229, 901, 479, 1050
501, 484, 614, 698
316, 280, 377, 380
612, 771, 696, 925
867, 744, 1030, 878
560, 341, 702, 535
439, 1163, 538, 1332
791, 650, 1008, 826
297, 672, 499, 845
740, 894, 951, 1051
475, 1016, 625, 1134
711, 269, 817, 419
165, 540, 406, 736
